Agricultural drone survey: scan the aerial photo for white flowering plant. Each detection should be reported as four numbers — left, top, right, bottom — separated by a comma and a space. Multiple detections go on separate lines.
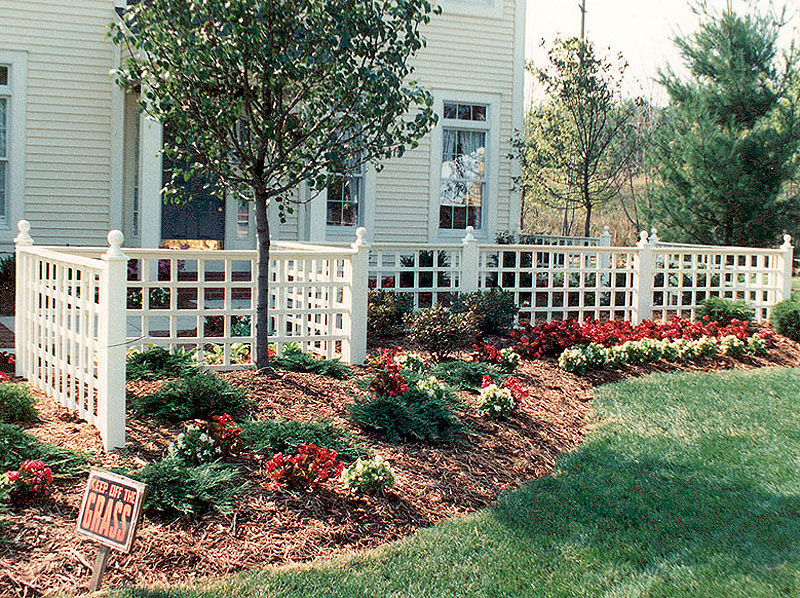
746, 334, 768, 356
169, 425, 223, 466
341, 455, 396, 496
478, 379, 515, 420
395, 351, 427, 374
415, 375, 450, 401
719, 334, 745, 357
499, 347, 521, 371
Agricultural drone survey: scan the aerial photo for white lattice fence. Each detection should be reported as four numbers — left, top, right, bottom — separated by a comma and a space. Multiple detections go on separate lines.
478, 245, 637, 322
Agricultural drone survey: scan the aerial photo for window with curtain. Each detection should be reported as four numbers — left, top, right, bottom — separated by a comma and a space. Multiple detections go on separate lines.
326, 162, 364, 227
439, 103, 488, 230
0, 69, 9, 224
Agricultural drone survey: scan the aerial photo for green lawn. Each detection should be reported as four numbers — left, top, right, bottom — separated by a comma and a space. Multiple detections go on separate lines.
116, 368, 800, 598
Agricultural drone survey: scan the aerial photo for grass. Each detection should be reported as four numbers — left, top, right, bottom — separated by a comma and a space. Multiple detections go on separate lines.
113, 367, 800, 597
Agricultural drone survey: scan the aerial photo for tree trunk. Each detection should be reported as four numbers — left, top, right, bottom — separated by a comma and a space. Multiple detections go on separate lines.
584, 200, 592, 237
254, 193, 271, 370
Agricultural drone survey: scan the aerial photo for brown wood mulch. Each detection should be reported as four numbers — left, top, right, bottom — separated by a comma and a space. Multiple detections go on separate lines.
2, 338, 800, 597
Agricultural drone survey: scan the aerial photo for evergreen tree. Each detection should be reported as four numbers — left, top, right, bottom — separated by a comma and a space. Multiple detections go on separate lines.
650, 4, 800, 246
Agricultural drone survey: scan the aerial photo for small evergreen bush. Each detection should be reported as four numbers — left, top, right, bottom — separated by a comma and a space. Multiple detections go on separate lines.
271, 346, 351, 379
134, 372, 251, 421
0, 383, 37, 422
431, 360, 505, 391
240, 418, 364, 463
134, 458, 240, 518
348, 387, 462, 443
697, 297, 754, 325
450, 288, 519, 336
0, 423, 88, 477
770, 300, 800, 341
368, 290, 413, 337
404, 304, 478, 361
126, 346, 199, 381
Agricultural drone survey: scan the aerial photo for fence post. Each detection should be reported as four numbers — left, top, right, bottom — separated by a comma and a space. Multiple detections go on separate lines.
97, 230, 127, 450
632, 231, 654, 324
348, 227, 370, 365
14, 220, 33, 378
599, 226, 611, 271
461, 226, 480, 292
779, 233, 794, 302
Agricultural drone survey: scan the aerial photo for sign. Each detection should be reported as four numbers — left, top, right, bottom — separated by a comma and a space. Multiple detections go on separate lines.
76, 468, 147, 554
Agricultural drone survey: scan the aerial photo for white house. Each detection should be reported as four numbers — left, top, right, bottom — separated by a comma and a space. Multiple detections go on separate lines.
0, 0, 525, 251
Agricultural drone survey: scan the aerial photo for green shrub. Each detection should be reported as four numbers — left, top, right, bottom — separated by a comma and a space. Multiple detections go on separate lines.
126, 346, 199, 381
0, 383, 37, 422
431, 361, 505, 391
0, 254, 15, 289
0, 423, 88, 477
404, 304, 479, 361
271, 346, 351, 379
240, 418, 364, 463
134, 372, 251, 422
134, 458, 239, 518
697, 297, 754, 325
770, 300, 800, 341
368, 290, 413, 337
341, 455, 396, 496
348, 387, 462, 443
450, 288, 519, 336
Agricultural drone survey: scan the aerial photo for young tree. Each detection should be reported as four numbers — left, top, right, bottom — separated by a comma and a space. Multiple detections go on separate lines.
110, 0, 438, 369
649, 4, 800, 246
516, 38, 638, 237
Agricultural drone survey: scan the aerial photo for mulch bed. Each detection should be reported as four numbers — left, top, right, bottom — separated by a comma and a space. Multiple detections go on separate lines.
3, 338, 800, 597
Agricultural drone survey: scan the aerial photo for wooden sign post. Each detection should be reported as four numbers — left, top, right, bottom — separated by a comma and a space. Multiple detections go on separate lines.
76, 468, 147, 591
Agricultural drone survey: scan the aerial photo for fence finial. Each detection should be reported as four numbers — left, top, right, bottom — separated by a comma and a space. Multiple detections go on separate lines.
106, 230, 125, 258
14, 220, 33, 247
782, 234, 793, 250
637, 230, 649, 248
463, 225, 476, 244
649, 227, 659, 245
352, 227, 368, 249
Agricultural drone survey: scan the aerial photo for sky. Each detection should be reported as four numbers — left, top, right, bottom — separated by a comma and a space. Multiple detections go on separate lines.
525, 0, 800, 106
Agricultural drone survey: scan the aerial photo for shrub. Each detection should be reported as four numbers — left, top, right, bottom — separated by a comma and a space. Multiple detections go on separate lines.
265, 443, 343, 491
271, 346, 351, 379
368, 290, 413, 337
169, 426, 223, 465
348, 387, 462, 443
404, 304, 478, 361
0, 423, 87, 477
431, 361, 505, 391
450, 288, 519, 336
0, 381, 37, 423
341, 455, 395, 496
477, 379, 514, 420
770, 300, 800, 341
135, 458, 239, 518
0, 254, 15, 289
126, 346, 199, 381
697, 297, 754, 325
134, 372, 250, 422
472, 343, 520, 373
240, 418, 364, 463
3, 460, 54, 505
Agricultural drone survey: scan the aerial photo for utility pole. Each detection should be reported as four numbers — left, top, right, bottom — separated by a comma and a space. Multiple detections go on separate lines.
579, 0, 586, 39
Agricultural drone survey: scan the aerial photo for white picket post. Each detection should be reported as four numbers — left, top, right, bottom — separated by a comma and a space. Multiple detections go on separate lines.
779, 233, 794, 302
599, 225, 612, 271
348, 227, 370, 365
632, 231, 654, 324
461, 226, 480, 292
14, 220, 33, 378
97, 230, 127, 450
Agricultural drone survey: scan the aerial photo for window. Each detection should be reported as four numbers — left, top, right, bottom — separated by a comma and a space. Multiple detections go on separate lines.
236, 201, 250, 238
326, 163, 364, 227
0, 67, 9, 223
439, 103, 488, 230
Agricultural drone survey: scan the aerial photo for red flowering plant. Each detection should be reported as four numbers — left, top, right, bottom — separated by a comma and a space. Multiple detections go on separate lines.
368, 362, 409, 397
501, 376, 529, 402
369, 346, 406, 371
265, 443, 344, 491
3, 460, 54, 505
201, 414, 242, 458
473, 343, 502, 364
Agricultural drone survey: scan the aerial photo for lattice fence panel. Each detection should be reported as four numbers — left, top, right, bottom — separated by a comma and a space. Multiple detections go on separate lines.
651, 248, 783, 322
479, 246, 638, 322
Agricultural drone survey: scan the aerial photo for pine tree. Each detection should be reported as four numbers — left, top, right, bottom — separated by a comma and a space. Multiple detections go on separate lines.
650, 4, 800, 247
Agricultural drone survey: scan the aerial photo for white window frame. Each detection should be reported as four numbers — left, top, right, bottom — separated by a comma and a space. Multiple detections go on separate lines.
305, 165, 375, 243
0, 51, 27, 234
429, 91, 500, 241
